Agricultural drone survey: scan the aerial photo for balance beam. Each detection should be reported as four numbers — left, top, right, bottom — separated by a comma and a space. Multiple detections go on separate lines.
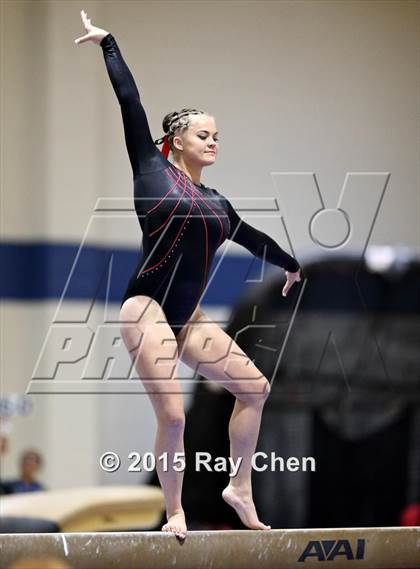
0, 527, 419, 569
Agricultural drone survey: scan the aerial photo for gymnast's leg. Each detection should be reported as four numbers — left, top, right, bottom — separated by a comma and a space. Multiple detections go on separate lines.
176, 308, 271, 531
119, 296, 187, 539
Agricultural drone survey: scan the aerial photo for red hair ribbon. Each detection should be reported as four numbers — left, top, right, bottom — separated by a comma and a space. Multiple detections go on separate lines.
161, 135, 171, 159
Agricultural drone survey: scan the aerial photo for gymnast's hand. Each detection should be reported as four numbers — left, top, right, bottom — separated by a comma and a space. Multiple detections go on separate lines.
74, 10, 109, 45
282, 269, 301, 297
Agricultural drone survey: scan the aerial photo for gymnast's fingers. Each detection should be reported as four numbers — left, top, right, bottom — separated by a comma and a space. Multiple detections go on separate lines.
80, 10, 92, 30
74, 33, 92, 45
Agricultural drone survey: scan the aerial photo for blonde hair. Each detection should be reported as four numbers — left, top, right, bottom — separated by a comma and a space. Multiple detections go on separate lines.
154, 108, 209, 152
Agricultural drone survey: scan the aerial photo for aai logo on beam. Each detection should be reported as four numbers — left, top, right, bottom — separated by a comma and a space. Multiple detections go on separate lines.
298, 538, 365, 562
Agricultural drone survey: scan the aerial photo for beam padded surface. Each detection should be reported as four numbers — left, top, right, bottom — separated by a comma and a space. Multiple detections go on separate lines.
0, 527, 419, 569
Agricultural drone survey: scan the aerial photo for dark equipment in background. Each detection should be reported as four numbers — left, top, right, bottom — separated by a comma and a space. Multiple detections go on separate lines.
148, 250, 420, 529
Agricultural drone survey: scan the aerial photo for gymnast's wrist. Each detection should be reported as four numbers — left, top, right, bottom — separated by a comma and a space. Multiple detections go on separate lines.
288, 259, 300, 273
99, 32, 113, 47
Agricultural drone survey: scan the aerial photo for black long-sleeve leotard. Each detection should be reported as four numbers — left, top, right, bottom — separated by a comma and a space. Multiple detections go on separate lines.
100, 33, 300, 337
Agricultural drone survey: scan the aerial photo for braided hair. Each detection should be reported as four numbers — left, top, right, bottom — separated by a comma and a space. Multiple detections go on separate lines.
154, 108, 207, 157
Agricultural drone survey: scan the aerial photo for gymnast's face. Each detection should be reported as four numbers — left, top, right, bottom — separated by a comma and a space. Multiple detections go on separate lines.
173, 115, 219, 167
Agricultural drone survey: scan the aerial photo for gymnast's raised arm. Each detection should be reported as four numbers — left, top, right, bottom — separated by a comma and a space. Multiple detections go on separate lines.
74, 10, 160, 178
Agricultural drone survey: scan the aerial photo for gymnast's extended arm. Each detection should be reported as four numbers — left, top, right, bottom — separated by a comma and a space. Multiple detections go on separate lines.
99, 33, 159, 177
75, 10, 158, 177
223, 196, 301, 273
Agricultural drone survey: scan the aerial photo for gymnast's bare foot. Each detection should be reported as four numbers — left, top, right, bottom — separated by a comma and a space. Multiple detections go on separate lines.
222, 484, 271, 530
161, 509, 187, 539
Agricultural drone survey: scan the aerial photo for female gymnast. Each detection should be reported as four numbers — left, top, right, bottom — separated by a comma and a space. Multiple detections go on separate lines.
75, 9, 301, 539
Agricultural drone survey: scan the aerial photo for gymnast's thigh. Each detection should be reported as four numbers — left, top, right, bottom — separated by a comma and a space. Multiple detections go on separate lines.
119, 294, 176, 340
176, 308, 270, 398
118, 294, 187, 421
119, 295, 179, 368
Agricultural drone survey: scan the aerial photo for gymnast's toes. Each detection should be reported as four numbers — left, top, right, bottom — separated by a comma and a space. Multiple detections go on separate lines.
222, 485, 271, 531
162, 511, 187, 539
